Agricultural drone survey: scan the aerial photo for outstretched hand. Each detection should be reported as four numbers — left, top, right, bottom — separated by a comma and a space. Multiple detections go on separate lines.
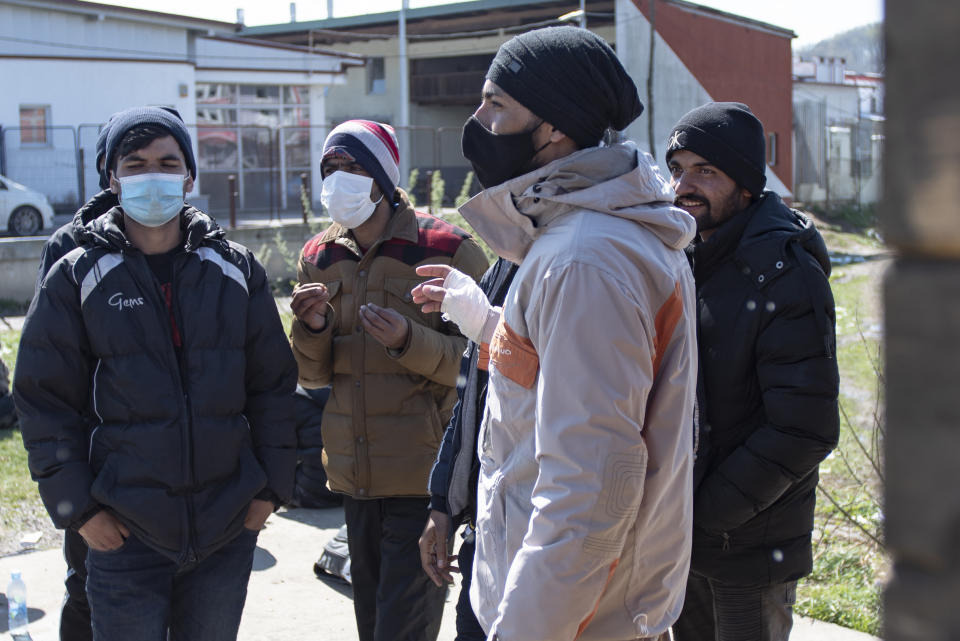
411, 264, 455, 314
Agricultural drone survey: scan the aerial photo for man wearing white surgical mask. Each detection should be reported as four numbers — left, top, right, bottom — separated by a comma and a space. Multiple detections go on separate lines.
15, 106, 298, 641
290, 120, 488, 641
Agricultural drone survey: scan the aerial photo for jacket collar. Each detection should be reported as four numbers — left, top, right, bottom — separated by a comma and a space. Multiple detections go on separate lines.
78, 206, 223, 253
690, 192, 832, 279
690, 196, 758, 273
460, 142, 691, 264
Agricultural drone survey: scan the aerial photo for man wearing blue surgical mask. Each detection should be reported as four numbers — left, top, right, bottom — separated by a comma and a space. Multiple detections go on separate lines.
290, 120, 488, 641
14, 106, 298, 641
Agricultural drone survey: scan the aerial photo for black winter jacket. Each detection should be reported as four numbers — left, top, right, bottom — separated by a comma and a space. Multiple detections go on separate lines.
688, 192, 839, 585
15, 207, 297, 564
35, 190, 118, 293
292, 385, 341, 508
428, 258, 517, 523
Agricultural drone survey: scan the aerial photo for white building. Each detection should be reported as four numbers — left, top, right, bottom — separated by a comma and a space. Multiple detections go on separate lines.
793, 55, 885, 208
0, 0, 363, 218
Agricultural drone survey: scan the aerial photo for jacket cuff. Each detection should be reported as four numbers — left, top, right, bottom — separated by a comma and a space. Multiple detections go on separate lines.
292, 315, 333, 347
255, 488, 283, 510
385, 319, 444, 375
69, 506, 103, 532
429, 494, 448, 514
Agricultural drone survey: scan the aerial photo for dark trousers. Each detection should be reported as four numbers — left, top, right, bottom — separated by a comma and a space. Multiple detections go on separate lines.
85, 529, 258, 641
672, 571, 796, 641
343, 496, 447, 641
453, 531, 486, 641
61, 529, 93, 641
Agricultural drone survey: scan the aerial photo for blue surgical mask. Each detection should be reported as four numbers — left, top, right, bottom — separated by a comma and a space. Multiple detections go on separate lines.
117, 173, 186, 227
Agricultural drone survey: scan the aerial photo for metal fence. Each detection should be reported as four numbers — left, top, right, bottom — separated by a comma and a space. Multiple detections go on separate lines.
1, 123, 478, 219
794, 102, 885, 209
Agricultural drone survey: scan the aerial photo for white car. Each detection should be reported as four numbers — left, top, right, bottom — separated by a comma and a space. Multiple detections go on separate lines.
0, 174, 56, 237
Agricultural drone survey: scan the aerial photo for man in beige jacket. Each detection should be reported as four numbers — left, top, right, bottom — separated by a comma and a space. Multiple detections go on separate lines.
414, 27, 698, 641
290, 120, 488, 641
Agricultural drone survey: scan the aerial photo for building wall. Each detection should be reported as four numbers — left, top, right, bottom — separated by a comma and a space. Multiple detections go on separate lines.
0, 2, 190, 60
792, 82, 879, 206
0, 2, 354, 217
616, 0, 712, 166
618, 0, 794, 193
318, 26, 616, 194
0, 58, 196, 207
794, 83, 862, 126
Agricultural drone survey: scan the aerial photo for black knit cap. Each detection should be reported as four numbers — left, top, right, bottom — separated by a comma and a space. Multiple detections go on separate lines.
666, 102, 767, 196
104, 106, 197, 180
95, 112, 119, 190
487, 26, 644, 149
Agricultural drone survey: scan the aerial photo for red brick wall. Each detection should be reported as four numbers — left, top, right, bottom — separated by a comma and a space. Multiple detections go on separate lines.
632, 0, 794, 191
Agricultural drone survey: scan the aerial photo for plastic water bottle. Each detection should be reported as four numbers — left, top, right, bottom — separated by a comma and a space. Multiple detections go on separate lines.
6, 570, 29, 640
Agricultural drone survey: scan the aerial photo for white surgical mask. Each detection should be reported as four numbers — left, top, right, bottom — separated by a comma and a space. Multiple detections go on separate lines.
117, 173, 185, 227
320, 171, 382, 229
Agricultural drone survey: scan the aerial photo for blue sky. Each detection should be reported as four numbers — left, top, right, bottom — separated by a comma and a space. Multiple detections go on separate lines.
90, 0, 884, 47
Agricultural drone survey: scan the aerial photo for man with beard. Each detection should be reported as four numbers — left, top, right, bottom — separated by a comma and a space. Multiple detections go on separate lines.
415, 26, 699, 641
666, 102, 840, 641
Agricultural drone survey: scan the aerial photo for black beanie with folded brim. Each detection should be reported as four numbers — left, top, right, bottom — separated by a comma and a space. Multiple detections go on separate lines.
487, 26, 644, 149
665, 102, 767, 197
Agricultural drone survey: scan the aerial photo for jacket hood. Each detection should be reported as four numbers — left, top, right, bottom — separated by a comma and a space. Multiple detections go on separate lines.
460, 142, 695, 264
77, 206, 225, 253
72, 190, 119, 230
739, 192, 832, 278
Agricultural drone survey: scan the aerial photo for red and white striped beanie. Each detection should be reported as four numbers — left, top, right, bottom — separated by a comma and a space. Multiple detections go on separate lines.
322, 120, 400, 198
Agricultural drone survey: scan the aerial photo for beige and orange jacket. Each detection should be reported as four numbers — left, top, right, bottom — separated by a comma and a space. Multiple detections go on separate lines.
291, 190, 488, 498
462, 143, 698, 641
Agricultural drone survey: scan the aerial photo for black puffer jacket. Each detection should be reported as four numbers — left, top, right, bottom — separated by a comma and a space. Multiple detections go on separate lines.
428, 258, 517, 524
15, 207, 297, 564
35, 190, 118, 293
688, 192, 839, 585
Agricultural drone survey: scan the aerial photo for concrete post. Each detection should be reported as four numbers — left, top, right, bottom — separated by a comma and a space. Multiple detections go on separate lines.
882, 1, 960, 638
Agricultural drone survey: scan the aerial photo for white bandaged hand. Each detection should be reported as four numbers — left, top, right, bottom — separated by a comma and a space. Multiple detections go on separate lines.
440, 269, 500, 344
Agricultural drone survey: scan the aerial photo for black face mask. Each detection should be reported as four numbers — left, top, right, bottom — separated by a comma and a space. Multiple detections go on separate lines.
461, 116, 549, 189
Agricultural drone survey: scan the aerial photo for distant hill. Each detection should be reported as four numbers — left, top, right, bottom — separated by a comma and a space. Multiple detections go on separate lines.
796, 23, 883, 74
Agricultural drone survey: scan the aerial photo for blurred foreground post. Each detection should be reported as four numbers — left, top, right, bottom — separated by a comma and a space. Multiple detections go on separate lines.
882, 1, 960, 638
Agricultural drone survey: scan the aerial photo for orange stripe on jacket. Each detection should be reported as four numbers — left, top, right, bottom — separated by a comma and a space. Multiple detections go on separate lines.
575, 560, 620, 639
652, 281, 683, 377
477, 342, 491, 371
488, 318, 539, 389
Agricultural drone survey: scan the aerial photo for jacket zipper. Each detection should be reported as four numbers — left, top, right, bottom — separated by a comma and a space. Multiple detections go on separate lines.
135, 250, 197, 564
722, 532, 731, 552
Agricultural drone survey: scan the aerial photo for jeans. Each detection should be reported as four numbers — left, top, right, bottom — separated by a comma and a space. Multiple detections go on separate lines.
672, 572, 796, 641
61, 529, 92, 641
85, 528, 259, 641
343, 496, 447, 641
454, 531, 486, 641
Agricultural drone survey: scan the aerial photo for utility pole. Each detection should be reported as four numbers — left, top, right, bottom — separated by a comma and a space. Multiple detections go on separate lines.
580, 0, 586, 28
398, 0, 411, 187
